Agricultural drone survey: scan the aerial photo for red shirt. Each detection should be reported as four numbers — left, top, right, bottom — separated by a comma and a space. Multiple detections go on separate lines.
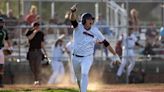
25, 14, 37, 25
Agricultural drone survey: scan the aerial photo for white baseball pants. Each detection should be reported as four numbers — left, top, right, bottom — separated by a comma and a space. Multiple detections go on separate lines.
117, 56, 136, 77
72, 54, 93, 92
48, 61, 65, 84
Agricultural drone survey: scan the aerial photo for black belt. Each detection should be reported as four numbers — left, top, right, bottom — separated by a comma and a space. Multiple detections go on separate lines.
72, 54, 84, 57
29, 49, 41, 51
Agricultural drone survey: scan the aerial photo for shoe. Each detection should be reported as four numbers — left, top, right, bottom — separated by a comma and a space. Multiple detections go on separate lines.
33, 81, 40, 86
77, 80, 81, 89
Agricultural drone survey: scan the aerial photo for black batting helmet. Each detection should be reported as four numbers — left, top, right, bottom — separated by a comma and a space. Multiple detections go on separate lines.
81, 13, 95, 25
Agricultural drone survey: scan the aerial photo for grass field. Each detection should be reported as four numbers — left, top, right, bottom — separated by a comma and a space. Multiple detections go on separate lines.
0, 83, 164, 92
0, 88, 85, 92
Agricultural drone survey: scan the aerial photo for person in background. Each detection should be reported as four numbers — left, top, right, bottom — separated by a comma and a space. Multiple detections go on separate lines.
48, 35, 66, 84
65, 38, 76, 83
145, 22, 159, 46
6, 9, 18, 39
25, 5, 38, 25
116, 20, 143, 81
0, 10, 7, 19
0, 17, 12, 87
130, 8, 139, 34
26, 21, 45, 86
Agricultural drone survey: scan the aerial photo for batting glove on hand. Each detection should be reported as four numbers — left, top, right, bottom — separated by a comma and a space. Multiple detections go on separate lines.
112, 54, 121, 65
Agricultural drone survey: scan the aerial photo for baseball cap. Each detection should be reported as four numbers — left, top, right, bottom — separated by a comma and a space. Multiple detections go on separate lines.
31, 21, 40, 27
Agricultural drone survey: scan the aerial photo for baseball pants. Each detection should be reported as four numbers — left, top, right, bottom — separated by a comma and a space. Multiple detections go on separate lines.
28, 50, 42, 82
72, 54, 93, 92
48, 61, 65, 84
117, 56, 136, 77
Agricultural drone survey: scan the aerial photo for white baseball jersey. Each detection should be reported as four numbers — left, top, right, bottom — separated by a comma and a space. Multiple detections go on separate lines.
51, 44, 64, 61
73, 23, 105, 56
121, 33, 137, 56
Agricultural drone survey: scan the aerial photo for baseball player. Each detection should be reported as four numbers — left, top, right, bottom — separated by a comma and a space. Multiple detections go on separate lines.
0, 17, 12, 87
48, 36, 65, 84
69, 4, 120, 92
116, 20, 142, 80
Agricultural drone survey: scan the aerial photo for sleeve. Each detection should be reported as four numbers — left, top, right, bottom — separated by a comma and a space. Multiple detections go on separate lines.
25, 28, 33, 36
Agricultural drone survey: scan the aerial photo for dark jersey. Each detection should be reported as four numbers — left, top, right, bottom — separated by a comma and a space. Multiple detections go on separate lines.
26, 28, 44, 49
0, 28, 8, 48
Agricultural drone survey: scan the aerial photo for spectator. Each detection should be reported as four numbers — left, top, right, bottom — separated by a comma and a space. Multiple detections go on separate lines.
6, 9, 18, 39
18, 14, 29, 36
25, 5, 38, 25
49, 13, 60, 25
47, 13, 60, 34
145, 22, 159, 48
0, 10, 7, 19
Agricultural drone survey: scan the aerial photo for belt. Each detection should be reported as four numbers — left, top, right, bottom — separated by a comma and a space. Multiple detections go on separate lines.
72, 54, 84, 57
29, 49, 41, 51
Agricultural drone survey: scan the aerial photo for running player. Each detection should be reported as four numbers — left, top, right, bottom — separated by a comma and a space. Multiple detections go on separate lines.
68, 4, 120, 92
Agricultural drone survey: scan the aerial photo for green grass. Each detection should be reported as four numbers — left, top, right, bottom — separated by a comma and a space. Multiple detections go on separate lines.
0, 90, 16, 92
0, 88, 95, 92
43, 88, 79, 92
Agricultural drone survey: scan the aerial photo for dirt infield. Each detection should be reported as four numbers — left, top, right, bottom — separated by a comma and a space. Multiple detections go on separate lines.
0, 83, 164, 92
96, 83, 164, 92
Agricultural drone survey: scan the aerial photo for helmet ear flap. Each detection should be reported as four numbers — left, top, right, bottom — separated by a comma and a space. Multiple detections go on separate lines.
81, 13, 87, 25
82, 18, 86, 25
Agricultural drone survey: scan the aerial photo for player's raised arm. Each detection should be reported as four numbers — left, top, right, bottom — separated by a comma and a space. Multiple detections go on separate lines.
69, 4, 78, 28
